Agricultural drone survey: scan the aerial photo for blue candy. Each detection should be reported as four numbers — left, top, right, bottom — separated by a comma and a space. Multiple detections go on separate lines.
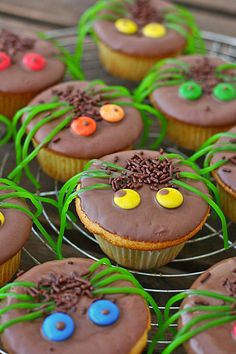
88, 300, 120, 326
42, 312, 75, 341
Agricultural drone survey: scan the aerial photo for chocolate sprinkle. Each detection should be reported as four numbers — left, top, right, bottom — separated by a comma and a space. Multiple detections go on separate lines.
27, 272, 94, 313
0, 29, 35, 58
129, 0, 164, 27
222, 277, 236, 297
109, 152, 180, 192
52, 86, 103, 122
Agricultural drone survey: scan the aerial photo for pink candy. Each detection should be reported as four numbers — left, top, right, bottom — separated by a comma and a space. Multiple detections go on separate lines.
0, 52, 11, 71
23, 53, 46, 71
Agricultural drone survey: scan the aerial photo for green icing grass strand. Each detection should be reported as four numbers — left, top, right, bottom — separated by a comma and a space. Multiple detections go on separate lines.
199, 132, 236, 150
200, 159, 227, 175
172, 179, 229, 248
189, 144, 215, 162
12, 107, 33, 138
166, 22, 188, 38
0, 192, 42, 218
0, 292, 33, 301
0, 201, 57, 251
204, 144, 236, 169
88, 258, 112, 274
0, 304, 55, 333
0, 302, 54, 316
8, 115, 72, 186
90, 267, 140, 286
162, 315, 236, 354
92, 274, 141, 289
178, 171, 220, 204
0, 114, 13, 145
0, 281, 36, 293
137, 110, 153, 148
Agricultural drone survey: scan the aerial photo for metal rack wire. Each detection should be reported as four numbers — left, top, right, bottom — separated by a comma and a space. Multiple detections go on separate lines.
1, 29, 236, 354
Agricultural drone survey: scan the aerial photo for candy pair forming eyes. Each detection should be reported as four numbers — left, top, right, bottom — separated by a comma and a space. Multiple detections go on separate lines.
115, 18, 167, 38
71, 104, 125, 137
0, 51, 46, 71
42, 300, 120, 342
179, 81, 236, 102
113, 187, 184, 210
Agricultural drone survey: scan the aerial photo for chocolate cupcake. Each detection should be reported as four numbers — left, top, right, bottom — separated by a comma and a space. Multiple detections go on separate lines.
170, 258, 236, 354
0, 257, 158, 354
135, 55, 236, 150
54, 149, 230, 270
0, 28, 65, 118
0, 185, 32, 285
16, 80, 162, 183
76, 0, 204, 81
191, 127, 236, 223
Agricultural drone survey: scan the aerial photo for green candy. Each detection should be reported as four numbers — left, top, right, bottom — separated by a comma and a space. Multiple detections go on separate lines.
179, 81, 202, 100
213, 83, 236, 101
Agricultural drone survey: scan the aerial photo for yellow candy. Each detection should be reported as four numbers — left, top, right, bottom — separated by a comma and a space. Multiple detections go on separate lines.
114, 189, 141, 209
142, 23, 167, 38
115, 18, 138, 35
0, 211, 5, 225
156, 188, 183, 209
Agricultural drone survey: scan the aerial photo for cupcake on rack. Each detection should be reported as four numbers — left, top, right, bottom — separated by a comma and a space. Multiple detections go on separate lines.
76, 0, 205, 81
0, 28, 65, 118
56, 149, 229, 270
189, 127, 236, 222
0, 257, 162, 354
162, 257, 236, 354
135, 55, 236, 150
13, 80, 166, 184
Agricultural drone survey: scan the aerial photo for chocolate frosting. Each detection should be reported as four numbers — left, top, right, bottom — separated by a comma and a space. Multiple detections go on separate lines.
24, 81, 143, 159
179, 257, 236, 354
0, 190, 32, 263
94, 0, 186, 57
79, 150, 209, 243
211, 126, 236, 193
151, 55, 236, 127
1, 258, 149, 354
0, 29, 65, 93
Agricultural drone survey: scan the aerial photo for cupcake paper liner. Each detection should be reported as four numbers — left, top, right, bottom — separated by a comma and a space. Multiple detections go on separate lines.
0, 251, 21, 286
0, 91, 36, 119
216, 181, 236, 223
94, 234, 185, 270
97, 40, 180, 81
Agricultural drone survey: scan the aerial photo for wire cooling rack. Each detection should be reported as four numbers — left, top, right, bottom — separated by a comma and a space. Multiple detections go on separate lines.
0, 29, 236, 354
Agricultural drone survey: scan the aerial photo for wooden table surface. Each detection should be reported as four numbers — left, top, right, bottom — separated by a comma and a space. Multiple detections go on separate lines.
0, 0, 235, 36
0, 1, 235, 354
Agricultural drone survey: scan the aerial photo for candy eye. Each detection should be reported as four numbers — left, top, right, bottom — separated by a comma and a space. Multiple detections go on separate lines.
213, 83, 236, 101
114, 189, 141, 209
23, 53, 46, 71
0, 212, 5, 226
100, 104, 125, 123
142, 23, 167, 38
71, 116, 97, 136
156, 188, 183, 209
115, 18, 138, 35
179, 81, 202, 100
88, 300, 120, 326
42, 312, 75, 342
0, 52, 11, 71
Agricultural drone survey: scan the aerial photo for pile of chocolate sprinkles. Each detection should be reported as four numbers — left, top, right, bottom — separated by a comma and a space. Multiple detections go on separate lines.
51, 85, 104, 121
0, 29, 35, 58
187, 57, 222, 95
129, 0, 164, 27
27, 271, 94, 313
109, 152, 180, 191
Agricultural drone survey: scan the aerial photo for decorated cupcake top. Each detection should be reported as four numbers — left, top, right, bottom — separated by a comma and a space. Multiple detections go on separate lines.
20, 81, 143, 159
164, 258, 236, 354
0, 257, 161, 354
75, 0, 204, 78
0, 29, 65, 93
135, 55, 236, 127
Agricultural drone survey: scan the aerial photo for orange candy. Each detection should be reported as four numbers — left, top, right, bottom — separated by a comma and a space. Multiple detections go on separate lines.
71, 116, 97, 136
100, 104, 125, 123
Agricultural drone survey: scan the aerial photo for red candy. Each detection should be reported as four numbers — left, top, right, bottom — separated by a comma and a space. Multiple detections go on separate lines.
0, 52, 11, 71
23, 53, 46, 71
232, 323, 236, 339
71, 116, 97, 137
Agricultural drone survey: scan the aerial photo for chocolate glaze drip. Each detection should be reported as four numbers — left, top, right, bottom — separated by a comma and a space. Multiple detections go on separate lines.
27, 271, 94, 313
129, 0, 164, 26
109, 151, 180, 191
51, 86, 103, 121
0, 29, 35, 58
